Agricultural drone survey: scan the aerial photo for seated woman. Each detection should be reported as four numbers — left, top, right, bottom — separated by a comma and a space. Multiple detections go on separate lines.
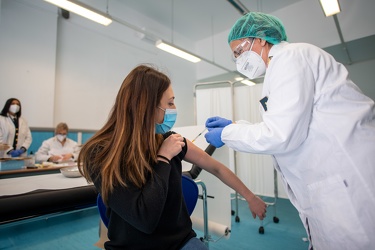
35, 122, 80, 163
78, 64, 267, 250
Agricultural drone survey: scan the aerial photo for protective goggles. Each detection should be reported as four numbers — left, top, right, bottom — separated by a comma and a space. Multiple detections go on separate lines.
232, 38, 254, 62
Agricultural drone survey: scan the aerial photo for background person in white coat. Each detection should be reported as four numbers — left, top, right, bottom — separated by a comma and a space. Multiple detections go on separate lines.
0, 98, 32, 157
35, 122, 80, 163
204, 12, 375, 250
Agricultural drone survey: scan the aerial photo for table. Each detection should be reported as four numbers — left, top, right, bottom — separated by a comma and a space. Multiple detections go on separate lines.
0, 162, 77, 179
0, 173, 97, 224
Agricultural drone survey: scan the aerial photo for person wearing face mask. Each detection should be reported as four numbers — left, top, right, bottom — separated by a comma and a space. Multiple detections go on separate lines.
204, 12, 375, 250
78, 64, 267, 250
0, 98, 32, 158
35, 122, 80, 163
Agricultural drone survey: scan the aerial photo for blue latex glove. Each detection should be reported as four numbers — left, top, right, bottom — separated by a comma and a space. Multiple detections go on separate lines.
205, 116, 232, 129
204, 127, 225, 148
9, 149, 24, 157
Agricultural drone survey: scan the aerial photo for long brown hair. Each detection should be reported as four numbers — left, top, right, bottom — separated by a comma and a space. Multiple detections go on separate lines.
78, 65, 171, 203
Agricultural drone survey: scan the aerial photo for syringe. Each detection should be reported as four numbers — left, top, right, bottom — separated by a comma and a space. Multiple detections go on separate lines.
191, 128, 208, 143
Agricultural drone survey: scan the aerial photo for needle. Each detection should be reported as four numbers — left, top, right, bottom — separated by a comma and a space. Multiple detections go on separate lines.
191, 128, 207, 143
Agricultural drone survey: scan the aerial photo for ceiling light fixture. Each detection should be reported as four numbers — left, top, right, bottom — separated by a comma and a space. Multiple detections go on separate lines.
44, 0, 112, 26
155, 40, 201, 63
241, 79, 256, 86
319, 0, 341, 17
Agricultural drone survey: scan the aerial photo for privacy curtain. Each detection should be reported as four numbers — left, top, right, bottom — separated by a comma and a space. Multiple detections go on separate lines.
195, 82, 287, 198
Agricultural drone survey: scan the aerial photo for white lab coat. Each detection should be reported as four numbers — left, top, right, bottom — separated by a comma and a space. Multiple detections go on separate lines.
222, 42, 375, 249
35, 137, 80, 163
0, 115, 32, 157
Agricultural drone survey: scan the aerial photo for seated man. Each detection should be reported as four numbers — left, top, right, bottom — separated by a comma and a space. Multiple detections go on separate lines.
35, 122, 80, 163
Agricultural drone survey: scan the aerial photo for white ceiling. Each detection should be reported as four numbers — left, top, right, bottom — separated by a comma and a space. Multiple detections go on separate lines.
107, 0, 375, 49
113, 0, 302, 42
28, 0, 375, 69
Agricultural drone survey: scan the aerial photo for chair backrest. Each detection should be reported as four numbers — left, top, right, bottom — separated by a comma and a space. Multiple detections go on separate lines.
97, 193, 109, 227
97, 175, 199, 227
181, 175, 199, 215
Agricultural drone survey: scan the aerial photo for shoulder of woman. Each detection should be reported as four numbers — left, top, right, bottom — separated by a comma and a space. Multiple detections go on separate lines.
163, 131, 175, 139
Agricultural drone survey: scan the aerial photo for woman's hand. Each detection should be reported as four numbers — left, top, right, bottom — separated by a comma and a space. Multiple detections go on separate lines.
247, 195, 267, 220
157, 133, 185, 161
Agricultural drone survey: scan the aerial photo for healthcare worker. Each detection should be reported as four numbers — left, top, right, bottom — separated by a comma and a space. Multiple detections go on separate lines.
35, 122, 80, 163
0, 98, 32, 157
204, 12, 375, 250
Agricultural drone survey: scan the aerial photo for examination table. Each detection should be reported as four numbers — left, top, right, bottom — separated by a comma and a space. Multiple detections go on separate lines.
0, 171, 97, 224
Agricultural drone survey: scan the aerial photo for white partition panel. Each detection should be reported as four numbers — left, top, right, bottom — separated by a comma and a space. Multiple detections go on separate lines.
195, 83, 235, 172
195, 85, 233, 126
174, 125, 232, 240
195, 83, 288, 199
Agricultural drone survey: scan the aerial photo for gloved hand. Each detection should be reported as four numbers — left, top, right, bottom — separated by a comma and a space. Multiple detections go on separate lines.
204, 127, 225, 148
205, 116, 232, 129
9, 149, 24, 157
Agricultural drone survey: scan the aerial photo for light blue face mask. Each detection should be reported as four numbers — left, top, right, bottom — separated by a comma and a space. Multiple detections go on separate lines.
155, 107, 177, 134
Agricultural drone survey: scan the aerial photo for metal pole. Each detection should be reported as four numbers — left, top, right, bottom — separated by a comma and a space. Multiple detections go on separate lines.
196, 180, 210, 247
230, 82, 240, 221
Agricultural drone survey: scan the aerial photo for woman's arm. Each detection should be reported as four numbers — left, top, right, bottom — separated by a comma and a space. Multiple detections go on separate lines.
35, 139, 52, 162
184, 139, 267, 220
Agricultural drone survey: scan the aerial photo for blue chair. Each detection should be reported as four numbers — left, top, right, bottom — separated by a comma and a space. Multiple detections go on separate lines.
181, 175, 199, 215
97, 175, 199, 227
97, 193, 109, 227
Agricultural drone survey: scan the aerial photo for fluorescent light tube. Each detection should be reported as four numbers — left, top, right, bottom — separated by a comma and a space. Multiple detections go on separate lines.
44, 0, 112, 26
241, 79, 256, 86
320, 0, 341, 17
155, 40, 201, 63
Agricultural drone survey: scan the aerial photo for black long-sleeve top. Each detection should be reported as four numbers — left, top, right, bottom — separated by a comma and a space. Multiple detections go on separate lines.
90, 134, 196, 249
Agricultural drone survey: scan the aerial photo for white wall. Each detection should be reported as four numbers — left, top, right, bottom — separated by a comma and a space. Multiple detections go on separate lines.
52, 16, 196, 130
0, 0, 198, 130
0, 0, 57, 127
196, 29, 235, 80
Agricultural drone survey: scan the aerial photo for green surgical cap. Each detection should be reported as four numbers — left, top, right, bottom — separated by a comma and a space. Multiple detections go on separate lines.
228, 12, 288, 45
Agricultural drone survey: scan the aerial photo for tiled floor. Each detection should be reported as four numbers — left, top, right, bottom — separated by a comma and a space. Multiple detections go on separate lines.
0, 197, 308, 250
